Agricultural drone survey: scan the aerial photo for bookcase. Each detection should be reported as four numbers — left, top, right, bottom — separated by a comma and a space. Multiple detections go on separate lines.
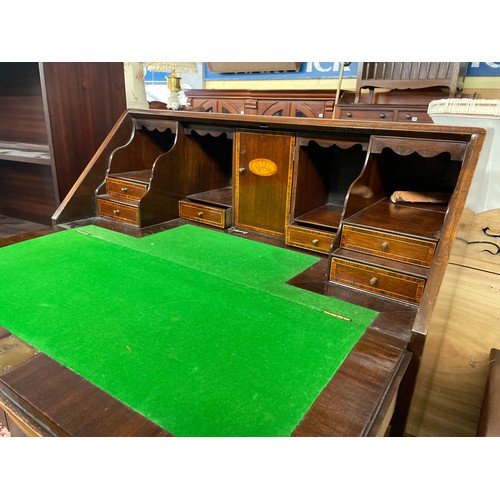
0, 62, 126, 224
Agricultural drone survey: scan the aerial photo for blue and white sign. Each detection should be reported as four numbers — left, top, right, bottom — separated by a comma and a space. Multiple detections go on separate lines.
144, 69, 169, 84
467, 62, 500, 76
204, 62, 359, 80
145, 62, 500, 86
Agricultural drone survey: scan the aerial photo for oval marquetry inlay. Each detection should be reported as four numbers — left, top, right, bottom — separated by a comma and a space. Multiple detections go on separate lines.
248, 158, 277, 177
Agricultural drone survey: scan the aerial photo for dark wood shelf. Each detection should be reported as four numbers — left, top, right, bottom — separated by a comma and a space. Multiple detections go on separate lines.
0, 141, 51, 165
293, 203, 344, 231
97, 194, 140, 208
188, 186, 233, 208
345, 198, 446, 241
108, 169, 152, 185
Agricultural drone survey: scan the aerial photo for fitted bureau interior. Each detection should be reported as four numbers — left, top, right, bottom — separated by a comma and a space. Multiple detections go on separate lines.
54, 109, 481, 308
285, 134, 368, 253
96, 119, 233, 228
341, 136, 466, 238
178, 127, 233, 228
96, 119, 178, 226
291, 135, 368, 231
329, 135, 468, 304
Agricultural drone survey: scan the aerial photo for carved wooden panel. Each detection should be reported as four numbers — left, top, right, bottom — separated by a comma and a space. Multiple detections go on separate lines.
257, 100, 290, 117
217, 99, 244, 115
291, 101, 329, 118
185, 90, 335, 119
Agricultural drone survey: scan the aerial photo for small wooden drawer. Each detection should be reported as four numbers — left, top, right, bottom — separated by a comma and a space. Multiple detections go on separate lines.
179, 200, 232, 228
337, 107, 395, 121
396, 109, 432, 123
341, 225, 436, 268
97, 198, 140, 225
286, 225, 334, 254
329, 257, 426, 304
106, 178, 147, 200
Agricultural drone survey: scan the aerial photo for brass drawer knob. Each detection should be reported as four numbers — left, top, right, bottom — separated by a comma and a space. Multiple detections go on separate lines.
197, 211, 203, 218
346, 112, 352, 117
380, 241, 389, 251
121, 187, 128, 193
113, 209, 120, 215
312, 238, 319, 245
369, 277, 378, 286
379, 113, 386, 119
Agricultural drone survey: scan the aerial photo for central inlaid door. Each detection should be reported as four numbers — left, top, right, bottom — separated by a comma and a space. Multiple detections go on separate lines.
234, 130, 295, 235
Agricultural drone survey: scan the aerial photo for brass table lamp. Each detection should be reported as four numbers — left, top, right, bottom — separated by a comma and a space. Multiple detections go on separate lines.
146, 62, 198, 110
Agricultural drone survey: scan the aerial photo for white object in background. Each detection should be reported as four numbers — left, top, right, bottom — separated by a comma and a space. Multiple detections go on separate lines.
429, 98, 500, 213
123, 62, 149, 110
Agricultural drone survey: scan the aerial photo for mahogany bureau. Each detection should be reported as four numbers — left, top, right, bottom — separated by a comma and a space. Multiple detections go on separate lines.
0, 110, 486, 436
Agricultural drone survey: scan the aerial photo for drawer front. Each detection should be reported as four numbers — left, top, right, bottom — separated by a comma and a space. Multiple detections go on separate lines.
97, 199, 139, 225
329, 257, 426, 304
341, 225, 436, 267
179, 201, 232, 228
286, 225, 334, 254
338, 107, 395, 121
396, 109, 432, 123
106, 178, 147, 200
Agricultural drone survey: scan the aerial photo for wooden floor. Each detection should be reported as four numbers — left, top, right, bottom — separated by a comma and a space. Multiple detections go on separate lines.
0, 215, 51, 239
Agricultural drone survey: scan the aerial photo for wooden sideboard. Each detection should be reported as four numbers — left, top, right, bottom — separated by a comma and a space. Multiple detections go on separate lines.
334, 62, 469, 124
183, 87, 469, 125
0, 110, 485, 437
333, 88, 467, 124
183, 89, 336, 119
0, 62, 126, 225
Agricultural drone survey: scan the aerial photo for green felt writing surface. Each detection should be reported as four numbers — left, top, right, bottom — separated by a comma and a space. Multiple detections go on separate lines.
0, 225, 377, 436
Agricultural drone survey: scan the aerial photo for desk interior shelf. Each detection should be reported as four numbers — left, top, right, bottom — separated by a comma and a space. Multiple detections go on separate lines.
286, 135, 368, 253
0, 142, 51, 165
187, 186, 233, 208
